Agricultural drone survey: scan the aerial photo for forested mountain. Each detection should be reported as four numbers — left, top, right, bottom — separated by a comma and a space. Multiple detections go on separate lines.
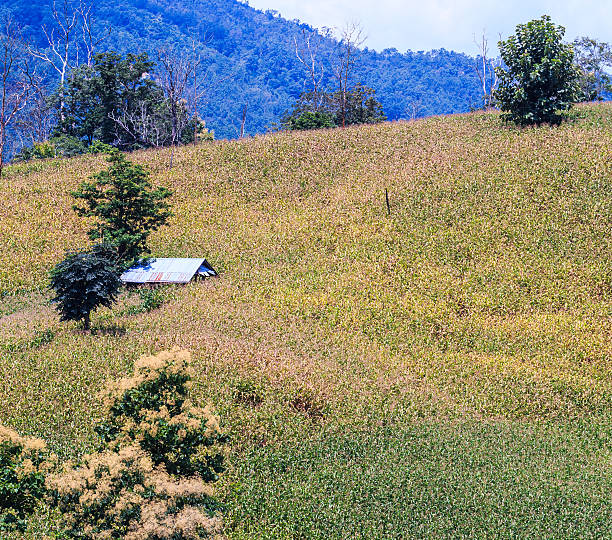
3, 0, 483, 139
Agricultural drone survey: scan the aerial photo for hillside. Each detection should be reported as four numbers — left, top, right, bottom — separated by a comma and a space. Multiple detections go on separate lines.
4, 0, 482, 139
1, 105, 611, 537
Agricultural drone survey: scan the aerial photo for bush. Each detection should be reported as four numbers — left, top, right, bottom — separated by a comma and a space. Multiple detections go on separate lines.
51, 135, 87, 157
0, 426, 51, 532
47, 349, 227, 539
127, 287, 167, 315
496, 16, 580, 125
282, 85, 386, 130
14, 136, 89, 162
13, 140, 56, 162
286, 111, 336, 131
49, 243, 122, 331
87, 140, 116, 154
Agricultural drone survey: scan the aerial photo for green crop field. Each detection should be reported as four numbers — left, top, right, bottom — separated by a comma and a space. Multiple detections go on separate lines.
1, 104, 611, 538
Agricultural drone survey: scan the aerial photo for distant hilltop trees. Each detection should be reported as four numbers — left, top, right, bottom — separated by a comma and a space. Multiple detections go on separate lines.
1, 0, 485, 146
1, 1, 610, 166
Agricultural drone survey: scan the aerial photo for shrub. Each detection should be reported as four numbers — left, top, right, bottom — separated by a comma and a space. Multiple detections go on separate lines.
87, 140, 116, 155
13, 140, 56, 162
49, 243, 122, 331
286, 111, 336, 131
51, 135, 87, 158
47, 349, 227, 539
127, 287, 167, 315
0, 426, 51, 532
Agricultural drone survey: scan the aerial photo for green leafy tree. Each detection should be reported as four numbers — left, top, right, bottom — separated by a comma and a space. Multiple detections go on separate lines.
573, 37, 612, 101
49, 243, 121, 331
337, 83, 387, 126
72, 151, 172, 265
57, 64, 103, 145
57, 52, 161, 149
495, 16, 580, 125
56, 51, 201, 151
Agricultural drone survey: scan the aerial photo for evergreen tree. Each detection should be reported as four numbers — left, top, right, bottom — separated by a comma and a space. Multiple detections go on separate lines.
71, 151, 173, 265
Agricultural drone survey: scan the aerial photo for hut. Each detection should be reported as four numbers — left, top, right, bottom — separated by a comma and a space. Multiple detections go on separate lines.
120, 258, 217, 285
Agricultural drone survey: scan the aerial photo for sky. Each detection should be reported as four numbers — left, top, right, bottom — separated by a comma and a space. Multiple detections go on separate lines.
245, 0, 612, 55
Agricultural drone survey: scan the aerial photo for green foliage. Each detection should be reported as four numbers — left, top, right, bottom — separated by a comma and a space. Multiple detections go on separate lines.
495, 16, 580, 126
229, 422, 612, 538
127, 287, 167, 315
183, 117, 215, 145
50, 134, 87, 157
13, 140, 55, 162
0, 427, 49, 533
72, 151, 173, 265
285, 111, 336, 131
56, 52, 200, 151
57, 52, 160, 149
283, 84, 386, 130
573, 37, 612, 101
14, 135, 90, 162
87, 140, 115, 154
48, 349, 227, 539
96, 350, 227, 480
337, 84, 387, 126
49, 243, 122, 331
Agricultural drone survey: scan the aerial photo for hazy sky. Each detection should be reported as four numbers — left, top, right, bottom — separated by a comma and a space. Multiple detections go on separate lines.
245, 0, 612, 55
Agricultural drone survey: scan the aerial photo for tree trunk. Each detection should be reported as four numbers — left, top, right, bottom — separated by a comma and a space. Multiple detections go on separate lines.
83, 312, 91, 331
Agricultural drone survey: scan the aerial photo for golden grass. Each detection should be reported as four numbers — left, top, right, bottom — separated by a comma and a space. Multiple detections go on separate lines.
0, 105, 610, 456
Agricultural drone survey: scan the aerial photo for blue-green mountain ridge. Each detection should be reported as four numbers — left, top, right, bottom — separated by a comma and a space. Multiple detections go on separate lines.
4, 0, 483, 138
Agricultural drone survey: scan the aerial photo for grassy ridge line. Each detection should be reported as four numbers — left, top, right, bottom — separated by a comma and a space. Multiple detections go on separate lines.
0, 105, 611, 537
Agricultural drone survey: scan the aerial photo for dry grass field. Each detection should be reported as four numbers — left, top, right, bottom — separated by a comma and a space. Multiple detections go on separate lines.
1, 104, 611, 537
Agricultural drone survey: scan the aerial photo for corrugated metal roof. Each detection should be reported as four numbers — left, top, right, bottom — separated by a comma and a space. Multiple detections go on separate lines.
120, 258, 217, 284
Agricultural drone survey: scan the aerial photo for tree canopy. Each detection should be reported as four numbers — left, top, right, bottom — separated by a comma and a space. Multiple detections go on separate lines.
495, 15, 580, 126
71, 151, 172, 265
3, 0, 483, 141
49, 243, 122, 331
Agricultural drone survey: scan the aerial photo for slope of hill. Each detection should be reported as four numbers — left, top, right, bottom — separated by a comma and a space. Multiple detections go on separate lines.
4, 0, 482, 139
1, 105, 611, 537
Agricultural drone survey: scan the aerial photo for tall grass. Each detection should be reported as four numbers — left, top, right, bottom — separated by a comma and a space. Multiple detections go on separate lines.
0, 104, 610, 537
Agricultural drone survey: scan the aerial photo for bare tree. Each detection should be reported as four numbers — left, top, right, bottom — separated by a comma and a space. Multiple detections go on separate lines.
0, 17, 31, 178
573, 36, 612, 101
29, 0, 108, 120
155, 44, 202, 166
191, 37, 201, 145
15, 69, 54, 146
407, 100, 421, 121
188, 35, 220, 146
109, 100, 169, 149
331, 22, 365, 127
239, 103, 247, 138
473, 30, 499, 109
77, 1, 111, 67
294, 28, 330, 110
28, 0, 79, 120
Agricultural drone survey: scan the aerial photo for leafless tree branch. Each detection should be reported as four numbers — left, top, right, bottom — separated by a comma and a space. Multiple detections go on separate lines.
1, 16, 32, 177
